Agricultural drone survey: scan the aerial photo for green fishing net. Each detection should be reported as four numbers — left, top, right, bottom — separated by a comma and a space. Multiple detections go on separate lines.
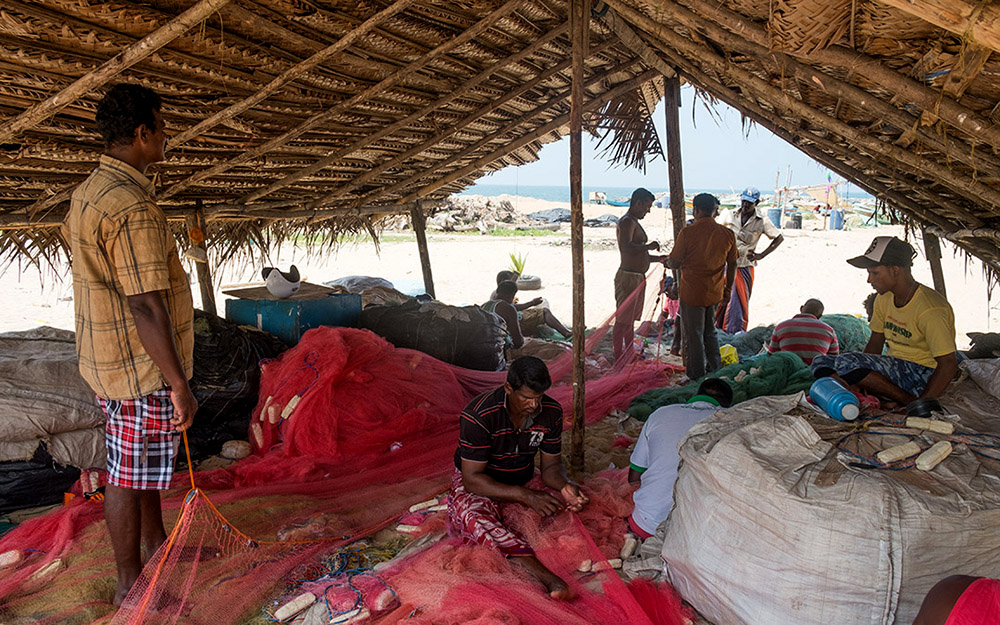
628, 352, 815, 421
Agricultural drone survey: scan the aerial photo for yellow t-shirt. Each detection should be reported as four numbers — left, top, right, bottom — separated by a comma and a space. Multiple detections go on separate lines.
870, 285, 956, 368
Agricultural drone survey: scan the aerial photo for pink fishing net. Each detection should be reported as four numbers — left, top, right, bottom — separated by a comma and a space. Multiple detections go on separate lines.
0, 270, 685, 625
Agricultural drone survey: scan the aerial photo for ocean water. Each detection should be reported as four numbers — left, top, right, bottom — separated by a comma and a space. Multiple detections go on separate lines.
458, 183, 872, 203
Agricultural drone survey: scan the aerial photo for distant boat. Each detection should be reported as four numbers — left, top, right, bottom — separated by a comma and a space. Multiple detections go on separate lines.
606, 197, 630, 207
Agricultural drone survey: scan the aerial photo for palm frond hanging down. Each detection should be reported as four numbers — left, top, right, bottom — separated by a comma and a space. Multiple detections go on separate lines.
591, 88, 664, 173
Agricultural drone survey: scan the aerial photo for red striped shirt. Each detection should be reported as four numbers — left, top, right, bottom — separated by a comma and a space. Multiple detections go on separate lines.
766, 314, 840, 364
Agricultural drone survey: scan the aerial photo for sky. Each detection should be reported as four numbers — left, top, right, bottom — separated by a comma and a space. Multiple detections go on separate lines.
474, 84, 841, 192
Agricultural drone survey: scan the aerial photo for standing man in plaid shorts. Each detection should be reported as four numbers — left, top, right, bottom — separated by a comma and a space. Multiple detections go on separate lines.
64, 83, 196, 606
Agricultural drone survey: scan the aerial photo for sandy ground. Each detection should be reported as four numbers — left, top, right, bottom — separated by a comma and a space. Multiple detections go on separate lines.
2, 195, 998, 350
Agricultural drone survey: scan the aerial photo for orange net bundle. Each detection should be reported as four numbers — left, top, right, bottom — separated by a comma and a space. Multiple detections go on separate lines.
0, 271, 685, 625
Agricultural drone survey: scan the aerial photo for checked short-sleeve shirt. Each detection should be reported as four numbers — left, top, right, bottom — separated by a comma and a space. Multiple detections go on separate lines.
454, 386, 563, 486
65, 155, 194, 400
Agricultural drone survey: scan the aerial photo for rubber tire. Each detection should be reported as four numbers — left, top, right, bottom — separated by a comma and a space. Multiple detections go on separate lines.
516, 275, 542, 290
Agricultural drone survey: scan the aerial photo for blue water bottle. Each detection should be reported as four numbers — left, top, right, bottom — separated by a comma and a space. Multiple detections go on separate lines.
809, 378, 860, 421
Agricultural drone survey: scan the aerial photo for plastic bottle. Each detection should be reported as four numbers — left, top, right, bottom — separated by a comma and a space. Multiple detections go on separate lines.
809, 377, 860, 421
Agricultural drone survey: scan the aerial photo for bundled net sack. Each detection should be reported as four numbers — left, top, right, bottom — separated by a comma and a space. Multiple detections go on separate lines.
187, 310, 287, 460
0, 327, 106, 469
663, 394, 1000, 625
361, 300, 508, 371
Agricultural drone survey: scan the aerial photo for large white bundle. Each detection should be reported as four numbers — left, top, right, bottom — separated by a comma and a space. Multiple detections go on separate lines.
663, 394, 1000, 625
0, 327, 105, 467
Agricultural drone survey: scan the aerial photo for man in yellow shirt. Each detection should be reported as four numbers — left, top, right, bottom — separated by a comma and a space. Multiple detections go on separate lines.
811, 237, 958, 404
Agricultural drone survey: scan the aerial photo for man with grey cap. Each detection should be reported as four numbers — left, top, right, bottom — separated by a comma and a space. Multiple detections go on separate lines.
811, 236, 958, 404
716, 186, 783, 333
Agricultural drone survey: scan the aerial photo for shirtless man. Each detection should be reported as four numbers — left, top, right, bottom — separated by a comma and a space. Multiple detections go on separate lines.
614, 188, 666, 360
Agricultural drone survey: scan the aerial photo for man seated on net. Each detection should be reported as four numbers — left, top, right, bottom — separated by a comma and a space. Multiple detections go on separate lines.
810, 236, 958, 405
765, 298, 840, 365
450, 356, 588, 599
483, 281, 572, 349
626, 378, 733, 539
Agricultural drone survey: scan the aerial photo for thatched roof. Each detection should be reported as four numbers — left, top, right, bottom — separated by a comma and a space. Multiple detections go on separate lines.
0, 0, 663, 263
605, 0, 1000, 276
1, 0, 999, 275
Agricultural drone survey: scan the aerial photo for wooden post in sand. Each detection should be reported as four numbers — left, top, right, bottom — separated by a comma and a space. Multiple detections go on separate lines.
411, 202, 436, 299
186, 201, 217, 315
664, 74, 685, 241
922, 228, 948, 297
569, 0, 588, 475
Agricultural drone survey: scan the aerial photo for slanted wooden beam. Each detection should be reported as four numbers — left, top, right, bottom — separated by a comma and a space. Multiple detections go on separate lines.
605, 0, 1000, 180
185, 202, 217, 315
0, 200, 446, 228
307, 44, 619, 212
0, 0, 232, 144
160, 0, 526, 200
569, 0, 587, 476
876, 0, 1000, 55
645, 21, 969, 237
410, 203, 435, 298
400, 69, 658, 204
608, 3, 993, 223
339, 59, 642, 213
675, 0, 1000, 148
241, 22, 571, 204
168, 0, 418, 150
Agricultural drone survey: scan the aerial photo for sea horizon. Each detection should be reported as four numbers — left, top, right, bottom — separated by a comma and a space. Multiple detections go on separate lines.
459, 183, 873, 203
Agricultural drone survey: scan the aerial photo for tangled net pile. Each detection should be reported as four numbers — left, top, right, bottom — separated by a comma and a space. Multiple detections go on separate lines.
0, 269, 686, 625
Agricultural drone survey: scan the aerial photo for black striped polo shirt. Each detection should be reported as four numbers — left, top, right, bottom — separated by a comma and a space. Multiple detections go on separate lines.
453, 386, 563, 486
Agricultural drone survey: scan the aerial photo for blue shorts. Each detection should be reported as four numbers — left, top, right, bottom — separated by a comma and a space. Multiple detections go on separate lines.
811, 352, 934, 397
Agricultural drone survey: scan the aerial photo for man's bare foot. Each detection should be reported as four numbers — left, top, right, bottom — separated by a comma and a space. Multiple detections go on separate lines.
515, 555, 574, 601
548, 581, 575, 601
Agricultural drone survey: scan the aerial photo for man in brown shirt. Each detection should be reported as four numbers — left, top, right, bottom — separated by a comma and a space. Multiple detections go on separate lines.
65, 84, 196, 606
667, 193, 738, 380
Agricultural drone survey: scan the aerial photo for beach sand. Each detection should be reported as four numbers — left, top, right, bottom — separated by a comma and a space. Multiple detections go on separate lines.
2, 195, 997, 350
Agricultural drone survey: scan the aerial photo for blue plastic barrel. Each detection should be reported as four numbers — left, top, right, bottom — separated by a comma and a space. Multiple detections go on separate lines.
766, 207, 782, 228
830, 209, 844, 230
809, 377, 859, 421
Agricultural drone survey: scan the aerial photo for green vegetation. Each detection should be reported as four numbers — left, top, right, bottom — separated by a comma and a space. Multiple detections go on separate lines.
508, 251, 527, 275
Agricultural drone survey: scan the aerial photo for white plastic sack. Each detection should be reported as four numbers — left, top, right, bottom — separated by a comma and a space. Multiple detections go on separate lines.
0, 327, 105, 466
663, 394, 1000, 625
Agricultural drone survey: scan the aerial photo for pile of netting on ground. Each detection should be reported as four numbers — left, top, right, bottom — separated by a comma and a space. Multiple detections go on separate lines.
0, 270, 685, 625
629, 352, 815, 421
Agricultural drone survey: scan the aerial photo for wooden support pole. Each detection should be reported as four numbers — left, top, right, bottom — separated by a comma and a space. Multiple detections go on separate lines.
569, 0, 588, 476
410, 203, 436, 299
922, 229, 948, 298
185, 201, 217, 316
663, 74, 685, 241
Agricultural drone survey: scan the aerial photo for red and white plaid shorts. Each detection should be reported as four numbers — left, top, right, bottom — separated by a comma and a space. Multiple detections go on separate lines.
100, 389, 179, 490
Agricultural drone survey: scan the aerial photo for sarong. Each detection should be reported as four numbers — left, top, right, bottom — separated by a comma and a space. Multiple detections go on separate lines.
615, 269, 646, 323
715, 266, 754, 333
447, 469, 533, 557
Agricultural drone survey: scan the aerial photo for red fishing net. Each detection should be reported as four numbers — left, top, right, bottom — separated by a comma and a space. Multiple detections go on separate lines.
0, 269, 686, 625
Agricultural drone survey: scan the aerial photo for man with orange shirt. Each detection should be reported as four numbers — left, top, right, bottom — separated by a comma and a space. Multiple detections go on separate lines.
666, 193, 738, 380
